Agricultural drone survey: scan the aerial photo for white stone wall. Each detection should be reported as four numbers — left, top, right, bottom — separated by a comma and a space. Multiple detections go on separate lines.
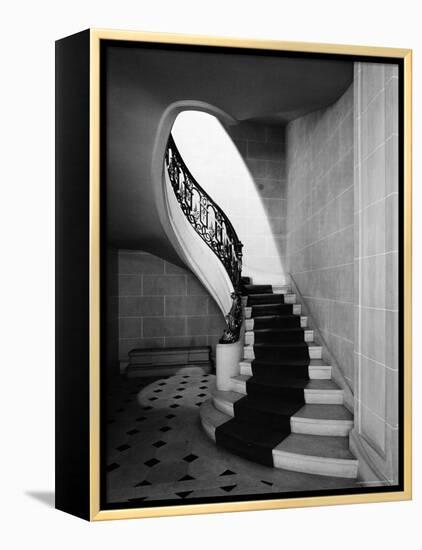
352, 62, 399, 484
285, 85, 355, 388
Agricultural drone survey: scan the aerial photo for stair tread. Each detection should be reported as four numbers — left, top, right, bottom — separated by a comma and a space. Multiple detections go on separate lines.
274, 434, 357, 461
293, 404, 353, 421
241, 358, 329, 367
216, 417, 289, 448
233, 375, 341, 392
252, 327, 307, 334
243, 284, 273, 294
213, 389, 244, 404
252, 342, 312, 348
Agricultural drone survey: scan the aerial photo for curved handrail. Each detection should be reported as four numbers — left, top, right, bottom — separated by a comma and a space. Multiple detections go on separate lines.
165, 134, 243, 343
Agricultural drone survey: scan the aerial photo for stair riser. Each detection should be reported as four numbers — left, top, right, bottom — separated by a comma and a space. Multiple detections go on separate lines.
239, 362, 332, 380
213, 395, 235, 417
246, 316, 308, 331
244, 345, 322, 360
229, 378, 343, 405
244, 304, 301, 319
291, 418, 353, 437
273, 286, 291, 295
201, 418, 217, 442
272, 451, 358, 478
244, 330, 314, 346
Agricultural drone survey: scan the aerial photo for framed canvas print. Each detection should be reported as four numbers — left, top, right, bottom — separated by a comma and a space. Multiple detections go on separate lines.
55, 29, 412, 521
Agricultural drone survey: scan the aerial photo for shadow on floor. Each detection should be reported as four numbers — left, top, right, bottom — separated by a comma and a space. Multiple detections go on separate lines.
26, 491, 55, 508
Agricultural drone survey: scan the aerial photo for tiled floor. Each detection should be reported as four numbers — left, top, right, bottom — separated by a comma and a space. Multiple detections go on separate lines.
105, 368, 357, 506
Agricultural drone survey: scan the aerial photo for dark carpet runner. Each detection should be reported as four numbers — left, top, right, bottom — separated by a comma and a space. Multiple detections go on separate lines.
215, 283, 310, 467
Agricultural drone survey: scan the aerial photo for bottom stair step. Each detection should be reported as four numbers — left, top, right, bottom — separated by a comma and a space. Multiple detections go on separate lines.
200, 400, 358, 477
273, 434, 358, 478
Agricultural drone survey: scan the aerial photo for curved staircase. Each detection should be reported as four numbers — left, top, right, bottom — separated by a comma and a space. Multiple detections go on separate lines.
200, 280, 358, 479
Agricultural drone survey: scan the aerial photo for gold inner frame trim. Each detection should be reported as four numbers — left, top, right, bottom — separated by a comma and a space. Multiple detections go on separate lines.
88, 28, 412, 521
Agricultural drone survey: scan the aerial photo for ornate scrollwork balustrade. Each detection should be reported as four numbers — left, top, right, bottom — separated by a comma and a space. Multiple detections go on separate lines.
165, 134, 243, 343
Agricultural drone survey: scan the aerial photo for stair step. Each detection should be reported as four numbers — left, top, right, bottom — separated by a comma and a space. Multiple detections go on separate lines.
273, 434, 358, 478
239, 359, 332, 380
291, 404, 353, 436
244, 343, 322, 360
212, 391, 353, 436
272, 285, 291, 295
212, 389, 243, 416
230, 375, 343, 404
247, 293, 296, 306
213, 390, 353, 436
245, 329, 314, 346
245, 304, 301, 318
199, 399, 229, 441
245, 316, 307, 331
200, 400, 357, 477
242, 284, 273, 295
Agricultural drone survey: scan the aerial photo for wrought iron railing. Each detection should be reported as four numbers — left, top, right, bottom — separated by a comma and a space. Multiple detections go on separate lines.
165, 134, 243, 343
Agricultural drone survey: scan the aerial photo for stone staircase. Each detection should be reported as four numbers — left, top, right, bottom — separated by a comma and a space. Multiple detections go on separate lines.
200, 278, 358, 479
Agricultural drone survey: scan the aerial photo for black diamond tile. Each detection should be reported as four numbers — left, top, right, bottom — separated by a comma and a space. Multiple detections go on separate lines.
144, 458, 160, 467
182, 375, 190, 378
143, 406, 153, 411
261, 480, 273, 486
149, 397, 158, 401
195, 401, 203, 406
183, 454, 198, 463
179, 474, 196, 481
177, 387, 186, 391
170, 404, 180, 409
199, 386, 207, 390
159, 426, 172, 433
198, 393, 206, 397
127, 428, 139, 435
180, 381, 188, 385
116, 443, 131, 452
152, 440, 166, 448
220, 485, 237, 492
154, 389, 163, 393
174, 395, 183, 400
136, 416, 146, 422
134, 479, 152, 487
220, 469, 236, 476
158, 382, 167, 386
176, 491, 193, 499
165, 414, 176, 419
106, 463, 120, 473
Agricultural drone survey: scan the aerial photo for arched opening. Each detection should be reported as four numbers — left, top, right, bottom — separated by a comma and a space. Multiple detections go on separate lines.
169, 110, 287, 285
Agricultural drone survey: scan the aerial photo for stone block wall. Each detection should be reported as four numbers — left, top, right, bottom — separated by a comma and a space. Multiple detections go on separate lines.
225, 121, 288, 284
352, 62, 399, 483
117, 250, 226, 360
285, 85, 355, 388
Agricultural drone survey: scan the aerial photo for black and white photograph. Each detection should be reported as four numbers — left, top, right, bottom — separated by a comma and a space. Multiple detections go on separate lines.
97, 36, 406, 511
